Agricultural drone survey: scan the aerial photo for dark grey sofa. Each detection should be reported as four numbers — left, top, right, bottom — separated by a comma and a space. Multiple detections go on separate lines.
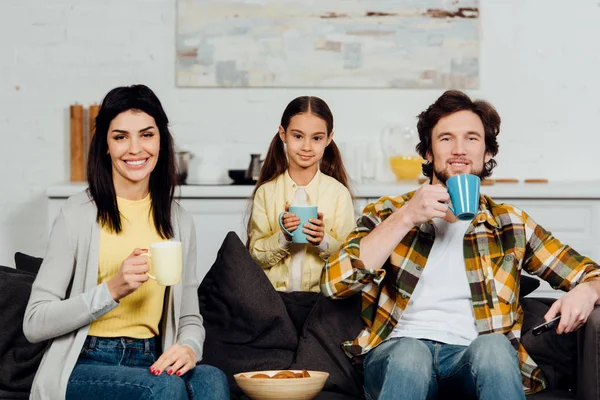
2, 238, 599, 399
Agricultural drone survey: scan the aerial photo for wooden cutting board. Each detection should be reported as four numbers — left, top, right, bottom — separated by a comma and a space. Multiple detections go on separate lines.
70, 104, 85, 181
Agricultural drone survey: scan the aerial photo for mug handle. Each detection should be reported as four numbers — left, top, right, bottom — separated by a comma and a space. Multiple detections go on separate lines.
445, 202, 455, 216
278, 211, 294, 238
139, 252, 156, 281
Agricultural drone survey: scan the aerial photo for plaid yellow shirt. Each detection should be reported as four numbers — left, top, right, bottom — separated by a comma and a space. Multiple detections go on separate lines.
320, 191, 600, 394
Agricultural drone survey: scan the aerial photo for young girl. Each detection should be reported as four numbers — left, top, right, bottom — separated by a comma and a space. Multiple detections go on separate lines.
247, 96, 355, 292
23, 85, 229, 400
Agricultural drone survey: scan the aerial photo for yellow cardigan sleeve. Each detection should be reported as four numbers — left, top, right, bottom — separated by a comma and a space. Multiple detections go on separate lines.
317, 188, 356, 260
248, 185, 290, 269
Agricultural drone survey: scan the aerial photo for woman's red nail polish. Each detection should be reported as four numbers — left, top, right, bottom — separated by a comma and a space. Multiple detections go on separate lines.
176, 371, 181, 376
168, 369, 173, 375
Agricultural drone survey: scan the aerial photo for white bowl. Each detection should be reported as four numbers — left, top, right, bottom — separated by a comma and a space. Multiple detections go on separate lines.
233, 370, 329, 400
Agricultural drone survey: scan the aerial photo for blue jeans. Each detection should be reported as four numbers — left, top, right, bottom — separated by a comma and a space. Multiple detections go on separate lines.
66, 336, 229, 400
363, 334, 525, 400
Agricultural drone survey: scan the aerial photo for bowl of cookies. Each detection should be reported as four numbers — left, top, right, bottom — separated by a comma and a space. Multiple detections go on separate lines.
233, 369, 329, 400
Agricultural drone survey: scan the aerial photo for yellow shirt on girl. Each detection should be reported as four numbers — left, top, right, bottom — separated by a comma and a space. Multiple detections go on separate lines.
248, 170, 355, 292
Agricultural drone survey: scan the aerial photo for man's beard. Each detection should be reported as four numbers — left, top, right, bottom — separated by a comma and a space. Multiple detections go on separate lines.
432, 156, 486, 186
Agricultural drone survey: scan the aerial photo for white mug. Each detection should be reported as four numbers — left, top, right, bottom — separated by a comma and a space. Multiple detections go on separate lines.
141, 241, 182, 286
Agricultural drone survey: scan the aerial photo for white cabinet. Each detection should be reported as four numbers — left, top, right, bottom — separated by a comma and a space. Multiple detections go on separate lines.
46, 183, 600, 297
178, 199, 250, 280
175, 197, 600, 288
178, 197, 600, 296
505, 199, 599, 261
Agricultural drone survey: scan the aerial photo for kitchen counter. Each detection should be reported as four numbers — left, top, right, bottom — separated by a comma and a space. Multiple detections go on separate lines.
47, 180, 600, 199
46, 180, 600, 298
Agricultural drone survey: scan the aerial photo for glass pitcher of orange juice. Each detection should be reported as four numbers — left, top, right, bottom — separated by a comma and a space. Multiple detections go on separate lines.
380, 124, 424, 180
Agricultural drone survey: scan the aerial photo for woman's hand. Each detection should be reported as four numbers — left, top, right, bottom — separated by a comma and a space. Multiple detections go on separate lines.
281, 203, 300, 241
106, 248, 149, 301
304, 212, 325, 246
150, 344, 197, 377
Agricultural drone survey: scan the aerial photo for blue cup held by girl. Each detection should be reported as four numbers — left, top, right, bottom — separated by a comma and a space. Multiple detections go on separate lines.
446, 174, 480, 221
278, 206, 318, 244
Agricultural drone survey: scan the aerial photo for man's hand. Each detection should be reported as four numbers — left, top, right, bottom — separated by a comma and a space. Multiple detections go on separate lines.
544, 280, 600, 334
359, 184, 449, 270
399, 184, 450, 227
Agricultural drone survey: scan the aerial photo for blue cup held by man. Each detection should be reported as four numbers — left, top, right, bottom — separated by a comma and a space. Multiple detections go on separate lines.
278, 187, 318, 244
446, 174, 481, 221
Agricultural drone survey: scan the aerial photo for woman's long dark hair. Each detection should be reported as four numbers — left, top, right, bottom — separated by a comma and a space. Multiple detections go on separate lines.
87, 84, 177, 239
246, 96, 352, 247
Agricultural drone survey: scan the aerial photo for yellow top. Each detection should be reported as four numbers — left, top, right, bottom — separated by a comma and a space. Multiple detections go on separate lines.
89, 194, 167, 338
248, 170, 355, 292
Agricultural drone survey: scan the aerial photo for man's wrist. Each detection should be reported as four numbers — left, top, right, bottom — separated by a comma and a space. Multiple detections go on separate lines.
394, 207, 417, 230
584, 278, 600, 305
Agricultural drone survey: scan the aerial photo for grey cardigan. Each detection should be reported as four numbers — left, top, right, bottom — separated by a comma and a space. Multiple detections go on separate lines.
23, 191, 205, 400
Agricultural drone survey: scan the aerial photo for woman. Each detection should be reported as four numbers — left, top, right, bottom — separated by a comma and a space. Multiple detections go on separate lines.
23, 85, 229, 399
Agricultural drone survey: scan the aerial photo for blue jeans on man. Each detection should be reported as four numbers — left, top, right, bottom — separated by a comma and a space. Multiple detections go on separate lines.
363, 333, 525, 400
66, 336, 229, 400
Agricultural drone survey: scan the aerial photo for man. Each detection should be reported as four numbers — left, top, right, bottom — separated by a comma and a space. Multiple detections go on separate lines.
320, 90, 600, 399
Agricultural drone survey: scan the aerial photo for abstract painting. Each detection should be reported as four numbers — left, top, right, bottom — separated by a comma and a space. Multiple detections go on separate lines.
176, 0, 479, 88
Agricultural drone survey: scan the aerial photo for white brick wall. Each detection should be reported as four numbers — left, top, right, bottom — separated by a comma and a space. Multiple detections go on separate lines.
1, 0, 600, 266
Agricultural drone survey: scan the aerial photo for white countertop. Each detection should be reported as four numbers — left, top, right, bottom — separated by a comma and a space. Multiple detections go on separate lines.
47, 181, 600, 199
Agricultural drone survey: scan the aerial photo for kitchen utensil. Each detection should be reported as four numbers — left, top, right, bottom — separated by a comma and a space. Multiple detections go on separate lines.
380, 124, 423, 180
175, 151, 194, 184
246, 154, 263, 181
228, 169, 256, 185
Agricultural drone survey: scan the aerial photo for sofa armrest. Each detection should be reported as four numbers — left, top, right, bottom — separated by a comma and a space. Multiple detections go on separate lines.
526, 297, 558, 308
577, 306, 600, 400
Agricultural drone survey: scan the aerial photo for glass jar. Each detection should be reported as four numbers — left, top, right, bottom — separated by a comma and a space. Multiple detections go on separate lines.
380, 124, 424, 180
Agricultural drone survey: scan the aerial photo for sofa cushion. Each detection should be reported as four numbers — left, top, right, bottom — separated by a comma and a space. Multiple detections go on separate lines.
14, 252, 43, 275
289, 294, 365, 399
0, 266, 47, 397
198, 232, 298, 397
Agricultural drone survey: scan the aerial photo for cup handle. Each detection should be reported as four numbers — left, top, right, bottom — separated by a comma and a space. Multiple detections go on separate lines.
445, 202, 455, 216
140, 252, 156, 280
278, 212, 293, 238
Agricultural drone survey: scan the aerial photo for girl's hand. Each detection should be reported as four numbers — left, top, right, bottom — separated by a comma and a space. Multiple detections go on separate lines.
281, 203, 300, 241
150, 344, 197, 377
106, 248, 149, 301
304, 212, 325, 246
